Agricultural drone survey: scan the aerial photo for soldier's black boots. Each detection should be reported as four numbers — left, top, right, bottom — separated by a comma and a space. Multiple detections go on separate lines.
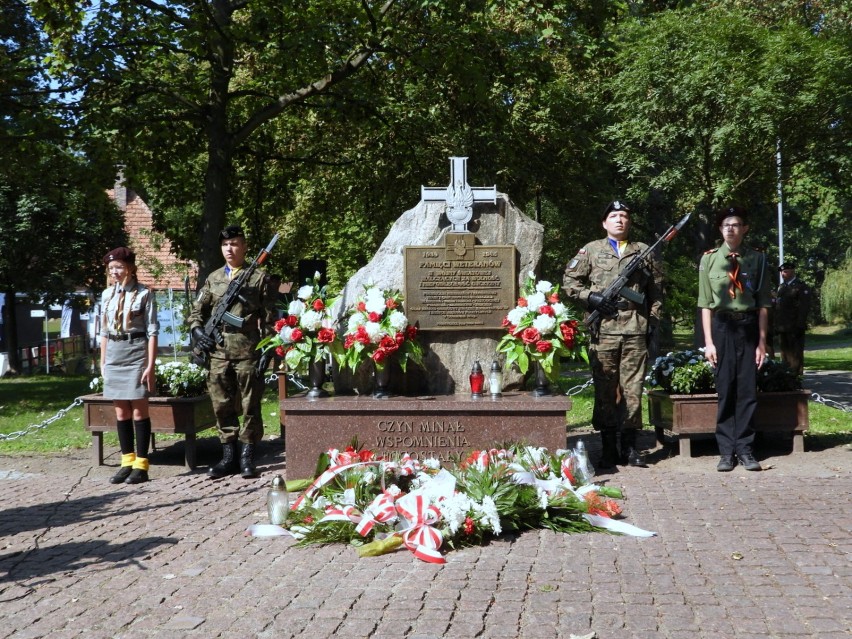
598, 431, 619, 469
240, 443, 258, 479
208, 442, 239, 479
621, 429, 648, 467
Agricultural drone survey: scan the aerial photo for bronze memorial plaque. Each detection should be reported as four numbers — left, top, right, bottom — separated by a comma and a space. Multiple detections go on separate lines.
404, 232, 517, 331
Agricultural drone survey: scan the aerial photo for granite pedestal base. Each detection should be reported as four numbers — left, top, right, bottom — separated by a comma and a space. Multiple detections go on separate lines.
280, 393, 571, 480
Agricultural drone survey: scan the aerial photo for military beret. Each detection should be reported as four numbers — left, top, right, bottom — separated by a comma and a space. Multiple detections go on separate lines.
779, 262, 796, 271
103, 247, 135, 265
601, 200, 631, 220
715, 205, 748, 227
219, 225, 245, 241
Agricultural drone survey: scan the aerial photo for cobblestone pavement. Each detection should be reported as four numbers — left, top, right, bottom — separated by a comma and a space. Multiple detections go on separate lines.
1, 428, 850, 639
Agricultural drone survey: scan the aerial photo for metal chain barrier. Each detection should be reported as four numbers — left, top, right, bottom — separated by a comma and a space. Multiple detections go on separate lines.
265, 371, 308, 391
809, 391, 851, 412
565, 377, 594, 396
0, 397, 84, 442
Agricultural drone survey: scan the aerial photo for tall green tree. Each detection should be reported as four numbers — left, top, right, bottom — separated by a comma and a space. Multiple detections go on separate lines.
31, 0, 632, 286
602, 6, 851, 322
1, 0, 124, 373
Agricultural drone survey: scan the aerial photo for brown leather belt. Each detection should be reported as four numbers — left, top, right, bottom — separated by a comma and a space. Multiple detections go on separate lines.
108, 331, 147, 341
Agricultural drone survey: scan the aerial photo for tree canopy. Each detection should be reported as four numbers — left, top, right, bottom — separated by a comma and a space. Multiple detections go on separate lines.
21, 0, 852, 327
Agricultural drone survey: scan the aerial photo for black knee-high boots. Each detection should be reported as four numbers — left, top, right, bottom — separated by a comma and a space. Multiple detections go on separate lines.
110, 419, 135, 484
126, 418, 152, 484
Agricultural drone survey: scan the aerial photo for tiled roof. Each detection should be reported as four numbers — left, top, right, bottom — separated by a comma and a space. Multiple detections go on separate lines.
108, 186, 197, 290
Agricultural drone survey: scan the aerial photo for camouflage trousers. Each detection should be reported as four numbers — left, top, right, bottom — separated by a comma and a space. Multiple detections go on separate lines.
207, 357, 265, 445
589, 334, 648, 433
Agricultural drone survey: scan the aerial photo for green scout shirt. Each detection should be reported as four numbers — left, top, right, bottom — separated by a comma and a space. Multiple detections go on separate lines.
187, 266, 277, 361
563, 237, 663, 336
697, 245, 773, 312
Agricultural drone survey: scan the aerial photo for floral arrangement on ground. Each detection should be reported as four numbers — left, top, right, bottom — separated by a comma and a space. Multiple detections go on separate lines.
338, 283, 424, 373
89, 358, 207, 397
497, 272, 588, 384
646, 348, 802, 394
248, 443, 655, 563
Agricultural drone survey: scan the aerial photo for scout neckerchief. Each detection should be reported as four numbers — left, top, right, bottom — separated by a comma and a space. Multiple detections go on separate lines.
726, 252, 744, 299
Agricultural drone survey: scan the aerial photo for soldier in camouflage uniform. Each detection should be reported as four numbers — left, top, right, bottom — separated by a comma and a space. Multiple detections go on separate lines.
698, 206, 773, 472
188, 226, 277, 479
774, 262, 811, 376
563, 201, 663, 469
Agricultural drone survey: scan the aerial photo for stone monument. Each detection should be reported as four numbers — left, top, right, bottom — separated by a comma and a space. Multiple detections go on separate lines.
281, 157, 569, 480
337, 157, 544, 394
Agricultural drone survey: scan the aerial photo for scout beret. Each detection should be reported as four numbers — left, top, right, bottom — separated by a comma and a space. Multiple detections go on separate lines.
103, 247, 135, 265
219, 225, 246, 241
779, 262, 796, 271
601, 200, 631, 220
715, 205, 748, 227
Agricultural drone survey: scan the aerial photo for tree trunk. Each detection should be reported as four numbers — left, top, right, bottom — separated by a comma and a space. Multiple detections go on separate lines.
197, 0, 235, 284
3, 289, 22, 374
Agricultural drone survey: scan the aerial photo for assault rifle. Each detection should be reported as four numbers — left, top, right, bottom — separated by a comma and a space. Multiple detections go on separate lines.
191, 233, 279, 368
585, 212, 691, 341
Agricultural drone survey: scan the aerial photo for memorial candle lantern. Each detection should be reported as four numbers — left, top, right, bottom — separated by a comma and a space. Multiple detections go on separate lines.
267, 474, 289, 525
469, 360, 485, 398
489, 360, 503, 398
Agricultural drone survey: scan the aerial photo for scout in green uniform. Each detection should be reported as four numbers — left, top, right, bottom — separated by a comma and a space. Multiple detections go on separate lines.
697, 206, 773, 472
188, 226, 277, 479
563, 200, 663, 469
774, 262, 811, 376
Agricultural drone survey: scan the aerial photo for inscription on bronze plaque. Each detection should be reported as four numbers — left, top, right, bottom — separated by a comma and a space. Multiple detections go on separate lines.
404, 232, 517, 331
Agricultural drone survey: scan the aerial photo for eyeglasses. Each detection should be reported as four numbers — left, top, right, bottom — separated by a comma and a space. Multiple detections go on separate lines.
721, 223, 743, 230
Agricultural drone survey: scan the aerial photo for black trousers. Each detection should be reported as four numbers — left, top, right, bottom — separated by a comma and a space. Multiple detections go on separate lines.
712, 314, 758, 457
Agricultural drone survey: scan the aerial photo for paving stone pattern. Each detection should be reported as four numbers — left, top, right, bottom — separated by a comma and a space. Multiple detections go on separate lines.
1, 436, 850, 639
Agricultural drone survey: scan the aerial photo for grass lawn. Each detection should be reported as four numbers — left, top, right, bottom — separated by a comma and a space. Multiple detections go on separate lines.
2, 331, 849, 455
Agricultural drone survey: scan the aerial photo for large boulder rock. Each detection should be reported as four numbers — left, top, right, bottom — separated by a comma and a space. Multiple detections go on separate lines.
336, 193, 543, 395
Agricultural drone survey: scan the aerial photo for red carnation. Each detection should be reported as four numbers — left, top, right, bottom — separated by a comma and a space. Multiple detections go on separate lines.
274, 318, 287, 331
536, 340, 552, 353
357, 301, 367, 312
275, 346, 285, 357
379, 335, 399, 353
538, 305, 555, 317
355, 326, 371, 345
521, 327, 540, 344
385, 298, 398, 309
517, 297, 528, 307
317, 327, 336, 343
463, 516, 475, 535
371, 349, 388, 363
548, 293, 560, 304
368, 311, 381, 323
312, 298, 325, 311
286, 315, 298, 327
290, 328, 303, 342
406, 325, 418, 340
344, 334, 356, 349
560, 323, 576, 349
394, 332, 405, 346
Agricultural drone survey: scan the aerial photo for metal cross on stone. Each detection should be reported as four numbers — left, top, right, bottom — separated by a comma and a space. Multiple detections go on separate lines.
421, 157, 497, 232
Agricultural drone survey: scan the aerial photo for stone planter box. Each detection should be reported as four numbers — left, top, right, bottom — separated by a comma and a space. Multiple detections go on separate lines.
81, 394, 215, 469
647, 390, 810, 457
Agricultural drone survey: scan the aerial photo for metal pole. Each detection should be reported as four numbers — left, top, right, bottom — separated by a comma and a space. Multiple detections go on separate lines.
776, 137, 784, 284
44, 301, 50, 374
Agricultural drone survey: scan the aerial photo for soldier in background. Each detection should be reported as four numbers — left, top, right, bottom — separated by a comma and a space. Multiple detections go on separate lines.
774, 262, 812, 376
563, 200, 663, 470
188, 226, 277, 479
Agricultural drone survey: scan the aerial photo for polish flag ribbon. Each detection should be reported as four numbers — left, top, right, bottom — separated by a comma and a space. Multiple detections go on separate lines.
395, 493, 445, 564
355, 492, 399, 536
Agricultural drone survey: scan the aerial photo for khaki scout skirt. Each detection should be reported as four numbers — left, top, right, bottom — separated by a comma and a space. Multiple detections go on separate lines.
103, 336, 149, 401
